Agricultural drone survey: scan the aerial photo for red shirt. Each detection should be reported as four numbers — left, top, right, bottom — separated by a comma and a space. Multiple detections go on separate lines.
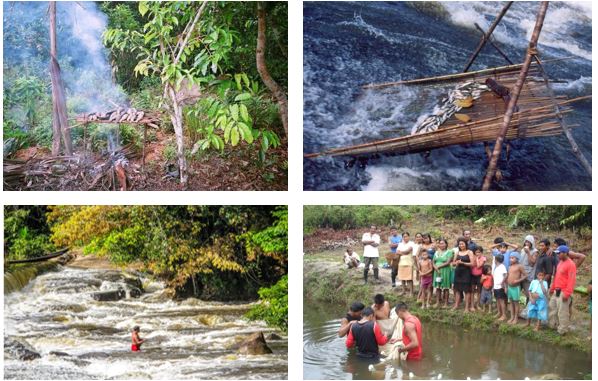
471, 255, 487, 276
550, 258, 576, 298
481, 274, 493, 289
402, 315, 422, 360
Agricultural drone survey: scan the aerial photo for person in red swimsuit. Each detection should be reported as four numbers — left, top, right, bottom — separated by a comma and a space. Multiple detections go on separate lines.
390, 302, 423, 360
131, 326, 145, 352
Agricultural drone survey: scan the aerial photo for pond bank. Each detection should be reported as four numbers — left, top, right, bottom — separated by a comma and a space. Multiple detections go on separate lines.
304, 260, 591, 354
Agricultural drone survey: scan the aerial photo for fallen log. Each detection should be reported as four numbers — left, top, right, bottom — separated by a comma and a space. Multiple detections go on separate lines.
6, 248, 69, 264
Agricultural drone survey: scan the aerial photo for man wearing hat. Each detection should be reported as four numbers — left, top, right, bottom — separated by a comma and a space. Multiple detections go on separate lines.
549, 245, 577, 334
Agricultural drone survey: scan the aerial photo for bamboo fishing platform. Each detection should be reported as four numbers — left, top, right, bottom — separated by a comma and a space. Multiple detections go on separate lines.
304, 61, 591, 159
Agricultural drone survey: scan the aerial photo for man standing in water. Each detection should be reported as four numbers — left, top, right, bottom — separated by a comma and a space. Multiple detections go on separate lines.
390, 302, 422, 360
362, 225, 380, 284
372, 294, 390, 320
131, 326, 145, 352
338, 302, 365, 337
345, 307, 388, 359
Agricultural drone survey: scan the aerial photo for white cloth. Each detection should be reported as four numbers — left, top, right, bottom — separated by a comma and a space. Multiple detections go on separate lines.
362, 233, 380, 258
379, 309, 408, 362
493, 264, 507, 290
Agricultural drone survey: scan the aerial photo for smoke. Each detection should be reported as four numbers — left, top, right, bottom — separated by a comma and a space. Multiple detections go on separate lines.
3, 1, 127, 113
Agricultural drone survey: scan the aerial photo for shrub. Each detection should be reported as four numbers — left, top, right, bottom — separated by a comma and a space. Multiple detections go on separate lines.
246, 275, 288, 331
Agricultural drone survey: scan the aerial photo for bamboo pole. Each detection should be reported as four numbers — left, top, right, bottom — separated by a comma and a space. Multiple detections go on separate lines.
474, 23, 513, 65
362, 56, 575, 89
463, 2, 514, 72
533, 55, 592, 176
482, 1, 549, 191
304, 95, 589, 158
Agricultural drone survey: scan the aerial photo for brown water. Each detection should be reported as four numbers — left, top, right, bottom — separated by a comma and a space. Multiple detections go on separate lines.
303, 305, 591, 380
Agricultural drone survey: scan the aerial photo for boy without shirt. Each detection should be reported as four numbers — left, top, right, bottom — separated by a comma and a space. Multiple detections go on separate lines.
506, 253, 527, 325
372, 294, 390, 320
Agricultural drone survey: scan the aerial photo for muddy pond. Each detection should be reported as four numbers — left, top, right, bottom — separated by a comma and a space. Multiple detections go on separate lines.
303, 305, 591, 380
4, 266, 287, 379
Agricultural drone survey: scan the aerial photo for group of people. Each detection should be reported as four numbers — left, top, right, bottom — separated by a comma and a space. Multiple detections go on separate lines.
343, 225, 588, 334
340, 295, 422, 361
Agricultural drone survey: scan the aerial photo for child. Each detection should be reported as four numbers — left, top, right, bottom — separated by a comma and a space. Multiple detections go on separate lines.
506, 253, 527, 325
527, 271, 549, 331
131, 326, 145, 352
471, 246, 486, 310
418, 250, 434, 308
480, 265, 493, 314
492, 254, 508, 321
490, 239, 519, 272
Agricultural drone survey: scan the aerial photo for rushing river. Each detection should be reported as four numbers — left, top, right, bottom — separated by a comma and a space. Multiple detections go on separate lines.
303, 305, 591, 380
303, 1, 592, 191
4, 266, 287, 380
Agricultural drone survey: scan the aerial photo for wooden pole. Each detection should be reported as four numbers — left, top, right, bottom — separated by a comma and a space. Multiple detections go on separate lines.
142, 125, 147, 172
463, 1, 514, 72
533, 55, 592, 176
474, 23, 513, 65
482, 1, 549, 191
362, 56, 575, 89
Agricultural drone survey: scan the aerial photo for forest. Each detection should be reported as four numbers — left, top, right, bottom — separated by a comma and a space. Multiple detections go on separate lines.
3, 1, 288, 191
5, 205, 288, 329
304, 205, 592, 234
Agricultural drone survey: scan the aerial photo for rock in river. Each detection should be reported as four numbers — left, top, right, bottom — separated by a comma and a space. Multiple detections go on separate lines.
265, 333, 283, 340
4, 336, 41, 361
91, 289, 126, 301
237, 332, 273, 355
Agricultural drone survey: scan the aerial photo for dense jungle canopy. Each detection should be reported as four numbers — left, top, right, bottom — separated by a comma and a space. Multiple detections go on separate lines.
4, 1, 288, 190
4, 205, 288, 303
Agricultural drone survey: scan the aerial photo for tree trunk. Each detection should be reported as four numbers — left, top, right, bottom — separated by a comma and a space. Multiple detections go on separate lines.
256, 2, 288, 138
168, 86, 188, 186
49, 1, 72, 156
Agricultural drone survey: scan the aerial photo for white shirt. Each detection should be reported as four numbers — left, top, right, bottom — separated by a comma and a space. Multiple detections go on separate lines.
398, 241, 416, 266
344, 252, 361, 264
362, 233, 380, 258
493, 263, 507, 290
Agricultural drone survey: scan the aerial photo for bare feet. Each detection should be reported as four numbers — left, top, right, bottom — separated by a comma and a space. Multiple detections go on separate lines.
533, 326, 540, 332
469, 307, 476, 313
497, 315, 507, 322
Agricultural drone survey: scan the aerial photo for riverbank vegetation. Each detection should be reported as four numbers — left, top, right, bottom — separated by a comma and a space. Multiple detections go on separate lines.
303, 205, 591, 352
5, 205, 288, 329
4, 1, 287, 190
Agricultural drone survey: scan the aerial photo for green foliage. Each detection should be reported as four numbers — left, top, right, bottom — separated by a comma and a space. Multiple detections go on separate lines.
188, 73, 281, 158
303, 206, 411, 233
4, 206, 55, 261
46, 206, 288, 298
119, 123, 142, 147
430, 205, 591, 231
11, 76, 46, 127
246, 275, 288, 331
163, 143, 177, 162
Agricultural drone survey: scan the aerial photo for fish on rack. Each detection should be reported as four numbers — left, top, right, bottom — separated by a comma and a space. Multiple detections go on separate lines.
411, 81, 490, 135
